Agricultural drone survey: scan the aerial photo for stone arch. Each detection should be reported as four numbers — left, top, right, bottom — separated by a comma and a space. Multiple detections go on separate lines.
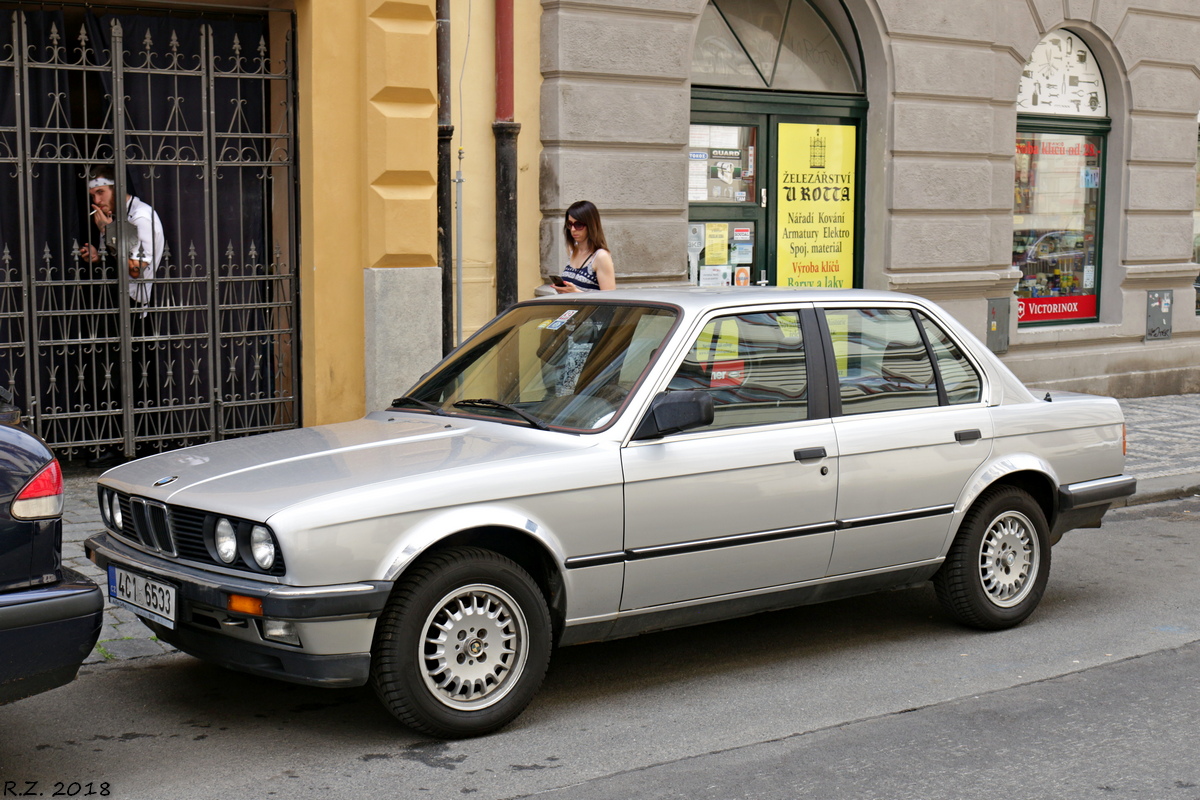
686, 0, 862, 93
1018, 29, 1108, 116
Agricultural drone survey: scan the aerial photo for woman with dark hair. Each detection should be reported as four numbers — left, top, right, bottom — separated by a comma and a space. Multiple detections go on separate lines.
555, 200, 615, 292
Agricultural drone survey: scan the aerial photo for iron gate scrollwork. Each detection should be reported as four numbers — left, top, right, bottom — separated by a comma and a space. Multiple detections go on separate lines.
0, 4, 299, 459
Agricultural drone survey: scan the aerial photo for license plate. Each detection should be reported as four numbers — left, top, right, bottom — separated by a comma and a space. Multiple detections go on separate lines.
108, 566, 177, 629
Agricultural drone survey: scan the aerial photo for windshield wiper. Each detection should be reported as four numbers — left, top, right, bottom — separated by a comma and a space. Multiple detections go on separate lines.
390, 395, 448, 415
452, 398, 549, 430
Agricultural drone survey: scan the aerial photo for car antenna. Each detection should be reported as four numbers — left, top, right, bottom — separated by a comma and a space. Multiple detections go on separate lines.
1044, 392, 1052, 402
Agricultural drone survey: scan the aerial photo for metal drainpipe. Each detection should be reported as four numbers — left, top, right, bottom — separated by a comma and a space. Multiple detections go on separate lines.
436, 0, 455, 355
493, 0, 520, 313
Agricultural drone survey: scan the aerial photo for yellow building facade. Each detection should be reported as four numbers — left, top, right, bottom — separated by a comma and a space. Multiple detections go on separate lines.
296, 0, 543, 426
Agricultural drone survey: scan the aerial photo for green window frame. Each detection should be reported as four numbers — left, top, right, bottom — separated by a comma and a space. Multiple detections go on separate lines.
690, 90, 867, 288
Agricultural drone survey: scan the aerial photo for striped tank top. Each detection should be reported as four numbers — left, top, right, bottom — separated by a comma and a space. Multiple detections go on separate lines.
561, 249, 604, 291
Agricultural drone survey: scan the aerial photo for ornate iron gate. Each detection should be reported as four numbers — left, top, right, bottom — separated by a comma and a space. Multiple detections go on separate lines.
0, 4, 298, 460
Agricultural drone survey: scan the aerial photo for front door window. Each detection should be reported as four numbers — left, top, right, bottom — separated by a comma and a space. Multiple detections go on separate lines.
666, 309, 808, 430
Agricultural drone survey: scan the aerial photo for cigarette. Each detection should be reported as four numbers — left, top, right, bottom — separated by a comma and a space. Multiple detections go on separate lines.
89, 209, 97, 216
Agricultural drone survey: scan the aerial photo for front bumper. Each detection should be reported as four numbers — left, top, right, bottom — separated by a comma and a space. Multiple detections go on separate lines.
0, 570, 104, 705
86, 532, 393, 688
141, 617, 376, 688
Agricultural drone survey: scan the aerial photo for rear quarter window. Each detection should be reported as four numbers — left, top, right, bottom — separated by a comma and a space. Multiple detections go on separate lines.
918, 313, 982, 404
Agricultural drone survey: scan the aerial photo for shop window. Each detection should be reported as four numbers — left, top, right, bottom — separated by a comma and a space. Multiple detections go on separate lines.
688, 125, 757, 206
1013, 30, 1108, 326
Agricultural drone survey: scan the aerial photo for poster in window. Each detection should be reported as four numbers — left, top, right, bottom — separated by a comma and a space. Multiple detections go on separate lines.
705, 223, 729, 266
775, 123, 856, 287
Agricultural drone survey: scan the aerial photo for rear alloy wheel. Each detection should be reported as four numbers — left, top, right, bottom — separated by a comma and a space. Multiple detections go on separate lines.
933, 485, 1050, 630
370, 547, 552, 738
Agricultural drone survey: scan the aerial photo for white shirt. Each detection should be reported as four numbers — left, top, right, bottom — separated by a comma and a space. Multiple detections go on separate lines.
125, 195, 165, 305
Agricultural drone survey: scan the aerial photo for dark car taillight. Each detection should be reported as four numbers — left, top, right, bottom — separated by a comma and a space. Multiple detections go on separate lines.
11, 459, 64, 520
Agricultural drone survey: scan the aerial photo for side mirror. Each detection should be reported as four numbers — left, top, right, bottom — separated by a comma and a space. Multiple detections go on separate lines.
632, 390, 714, 440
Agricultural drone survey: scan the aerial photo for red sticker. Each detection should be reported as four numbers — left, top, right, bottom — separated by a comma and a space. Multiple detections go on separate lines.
709, 360, 745, 387
1017, 295, 1097, 323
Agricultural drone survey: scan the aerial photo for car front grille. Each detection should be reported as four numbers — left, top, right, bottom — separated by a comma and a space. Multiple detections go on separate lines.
169, 506, 210, 563
109, 492, 285, 576
117, 496, 178, 557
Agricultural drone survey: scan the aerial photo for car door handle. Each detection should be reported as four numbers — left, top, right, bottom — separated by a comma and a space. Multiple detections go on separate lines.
955, 429, 982, 443
794, 447, 827, 461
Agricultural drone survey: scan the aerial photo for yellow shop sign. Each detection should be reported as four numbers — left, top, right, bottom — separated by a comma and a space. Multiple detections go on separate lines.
775, 123, 856, 288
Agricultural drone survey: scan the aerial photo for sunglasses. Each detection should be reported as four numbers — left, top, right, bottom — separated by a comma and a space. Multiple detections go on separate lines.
567, 220, 587, 230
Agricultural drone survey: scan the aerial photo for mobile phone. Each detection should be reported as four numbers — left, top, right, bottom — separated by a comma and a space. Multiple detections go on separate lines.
549, 275, 567, 287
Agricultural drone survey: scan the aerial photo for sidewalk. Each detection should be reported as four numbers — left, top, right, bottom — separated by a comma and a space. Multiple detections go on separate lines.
59, 392, 1200, 665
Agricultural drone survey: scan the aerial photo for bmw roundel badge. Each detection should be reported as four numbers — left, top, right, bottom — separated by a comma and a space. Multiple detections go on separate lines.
153, 476, 178, 487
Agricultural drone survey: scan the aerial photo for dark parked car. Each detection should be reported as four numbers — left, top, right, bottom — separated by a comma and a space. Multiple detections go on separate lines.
0, 392, 103, 705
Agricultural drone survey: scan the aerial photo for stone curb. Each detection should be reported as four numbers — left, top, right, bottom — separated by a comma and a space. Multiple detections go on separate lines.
1119, 473, 1200, 508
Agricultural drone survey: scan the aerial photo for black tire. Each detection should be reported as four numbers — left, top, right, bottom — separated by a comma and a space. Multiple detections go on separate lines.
370, 546, 552, 738
933, 485, 1050, 630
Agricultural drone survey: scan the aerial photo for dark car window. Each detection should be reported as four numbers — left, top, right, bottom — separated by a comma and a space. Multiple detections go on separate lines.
824, 308, 940, 415
918, 313, 982, 404
666, 310, 808, 432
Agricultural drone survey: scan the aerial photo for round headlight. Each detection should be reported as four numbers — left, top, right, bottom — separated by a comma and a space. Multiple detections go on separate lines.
214, 518, 237, 564
110, 493, 123, 530
250, 525, 275, 570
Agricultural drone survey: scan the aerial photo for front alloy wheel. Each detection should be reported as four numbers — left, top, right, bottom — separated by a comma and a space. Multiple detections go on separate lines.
934, 485, 1050, 630
419, 583, 529, 711
371, 547, 552, 738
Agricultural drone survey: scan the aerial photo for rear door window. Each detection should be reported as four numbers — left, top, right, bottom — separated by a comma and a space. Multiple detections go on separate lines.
821, 307, 983, 415
823, 308, 938, 415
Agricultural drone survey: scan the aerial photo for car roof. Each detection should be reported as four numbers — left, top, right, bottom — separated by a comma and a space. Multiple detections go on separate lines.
530, 286, 933, 315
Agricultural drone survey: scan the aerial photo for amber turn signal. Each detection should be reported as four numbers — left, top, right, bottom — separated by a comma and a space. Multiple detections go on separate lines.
227, 594, 264, 615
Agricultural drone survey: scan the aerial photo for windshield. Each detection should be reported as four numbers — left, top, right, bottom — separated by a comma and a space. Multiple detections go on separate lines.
405, 303, 678, 431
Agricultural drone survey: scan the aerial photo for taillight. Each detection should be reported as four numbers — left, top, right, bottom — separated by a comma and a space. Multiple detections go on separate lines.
1122, 423, 1127, 457
12, 459, 64, 520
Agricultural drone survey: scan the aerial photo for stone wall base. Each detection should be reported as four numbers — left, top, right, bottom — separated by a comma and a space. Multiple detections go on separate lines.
364, 267, 443, 413
1004, 337, 1200, 398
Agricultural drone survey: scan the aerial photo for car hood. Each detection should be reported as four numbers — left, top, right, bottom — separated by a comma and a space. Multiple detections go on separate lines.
99, 412, 593, 520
